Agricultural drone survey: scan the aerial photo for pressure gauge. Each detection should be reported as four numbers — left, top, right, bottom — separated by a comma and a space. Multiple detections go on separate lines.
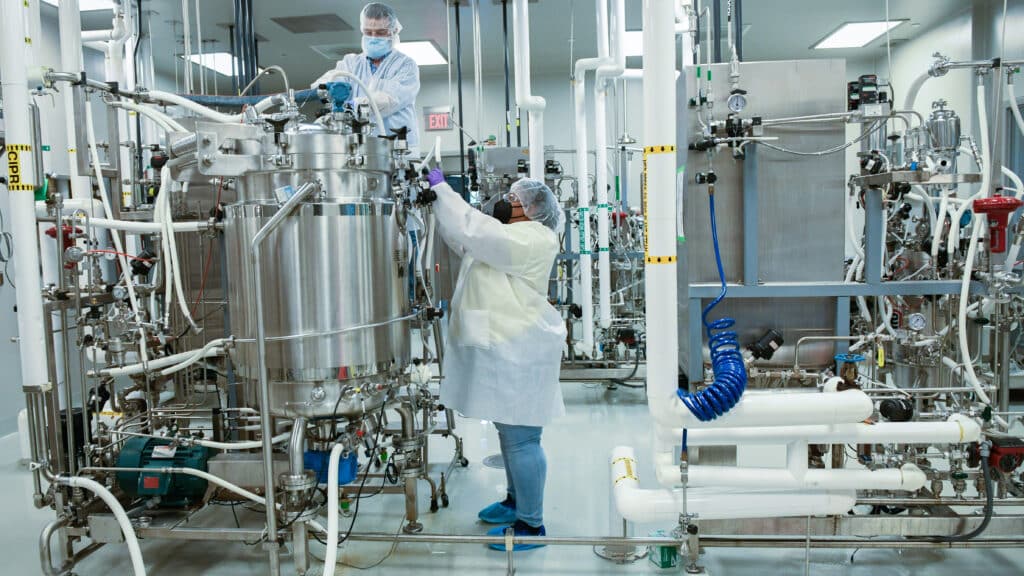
907, 312, 927, 332
112, 285, 129, 301
727, 91, 747, 113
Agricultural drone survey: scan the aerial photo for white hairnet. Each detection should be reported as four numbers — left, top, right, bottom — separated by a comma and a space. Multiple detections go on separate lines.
361, 2, 402, 35
509, 178, 564, 231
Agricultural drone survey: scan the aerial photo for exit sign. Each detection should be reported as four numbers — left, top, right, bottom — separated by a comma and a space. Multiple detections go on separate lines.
424, 106, 451, 132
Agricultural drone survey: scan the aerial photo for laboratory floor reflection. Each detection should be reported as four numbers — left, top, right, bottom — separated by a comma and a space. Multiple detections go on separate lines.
5, 383, 1023, 575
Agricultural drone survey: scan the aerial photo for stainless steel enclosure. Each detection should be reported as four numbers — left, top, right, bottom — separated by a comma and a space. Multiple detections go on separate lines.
679, 60, 848, 375
222, 130, 411, 418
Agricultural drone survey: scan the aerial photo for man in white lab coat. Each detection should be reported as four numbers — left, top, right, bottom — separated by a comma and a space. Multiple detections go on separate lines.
421, 169, 566, 551
311, 3, 421, 152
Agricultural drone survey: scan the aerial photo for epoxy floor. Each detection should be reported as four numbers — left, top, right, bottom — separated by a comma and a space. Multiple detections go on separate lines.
5, 384, 1024, 575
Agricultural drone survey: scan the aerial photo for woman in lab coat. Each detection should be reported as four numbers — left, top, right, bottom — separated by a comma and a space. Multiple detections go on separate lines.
422, 169, 566, 550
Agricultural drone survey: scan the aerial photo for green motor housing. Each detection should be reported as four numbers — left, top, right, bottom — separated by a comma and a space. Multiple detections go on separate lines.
116, 437, 210, 507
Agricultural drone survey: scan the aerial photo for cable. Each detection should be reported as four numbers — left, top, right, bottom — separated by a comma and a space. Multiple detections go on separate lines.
757, 121, 884, 157
0, 202, 15, 288
677, 193, 747, 421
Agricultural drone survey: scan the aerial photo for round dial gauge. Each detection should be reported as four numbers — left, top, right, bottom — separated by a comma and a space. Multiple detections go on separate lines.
727, 92, 747, 113
907, 313, 927, 332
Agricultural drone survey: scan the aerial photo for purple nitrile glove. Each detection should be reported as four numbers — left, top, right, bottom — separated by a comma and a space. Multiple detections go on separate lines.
427, 167, 445, 187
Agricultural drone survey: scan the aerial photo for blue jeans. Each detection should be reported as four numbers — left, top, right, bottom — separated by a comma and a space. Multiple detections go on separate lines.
494, 422, 547, 528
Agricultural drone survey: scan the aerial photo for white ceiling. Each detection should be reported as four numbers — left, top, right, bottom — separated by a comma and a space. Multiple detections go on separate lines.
63, 0, 970, 93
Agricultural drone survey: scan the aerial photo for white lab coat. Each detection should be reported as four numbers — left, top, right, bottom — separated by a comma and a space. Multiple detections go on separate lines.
431, 183, 566, 427
312, 50, 421, 151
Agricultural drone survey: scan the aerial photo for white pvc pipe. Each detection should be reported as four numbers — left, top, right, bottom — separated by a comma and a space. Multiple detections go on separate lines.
323, 443, 346, 576
651, 388, 874, 431
595, 0, 626, 330
2, 0, 50, 391
513, 0, 546, 181
658, 414, 981, 446
58, 0, 92, 199
642, 0, 680, 425
571, 1, 608, 358
611, 447, 856, 524
654, 456, 927, 491
63, 476, 147, 575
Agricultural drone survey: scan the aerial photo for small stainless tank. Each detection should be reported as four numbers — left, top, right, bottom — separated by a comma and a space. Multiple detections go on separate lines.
927, 99, 961, 153
222, 127, 410, 418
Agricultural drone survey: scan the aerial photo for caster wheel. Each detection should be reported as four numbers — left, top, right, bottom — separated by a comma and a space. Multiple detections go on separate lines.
460, 457, 469, 467
441, 494, 450, 508
430, 499, 439, 513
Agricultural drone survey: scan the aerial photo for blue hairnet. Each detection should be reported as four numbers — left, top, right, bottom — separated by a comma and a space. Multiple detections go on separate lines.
361, 3, 402, 35
509, 178, 564, 231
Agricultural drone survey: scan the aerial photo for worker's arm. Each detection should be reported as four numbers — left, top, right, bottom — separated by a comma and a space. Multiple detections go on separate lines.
430, 182, 534, 277
310, 56, 354, 89
365, 56, 420, 117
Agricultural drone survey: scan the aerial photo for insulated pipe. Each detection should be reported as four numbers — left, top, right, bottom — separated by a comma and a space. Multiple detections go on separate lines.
654, 456, 928, 491
96, 346, 223, 377
513, 0, 546, 181
610, 447, 857, 524
642, 0, 680, 421
57, 476, 146, 575
572, 0, 609, 357
595, 0, 626, 330
657, 414, 981, 446
650, 389, 874, 430
903, 71, 933, 112
57, 0, 91, 199
2, 0, 50, 391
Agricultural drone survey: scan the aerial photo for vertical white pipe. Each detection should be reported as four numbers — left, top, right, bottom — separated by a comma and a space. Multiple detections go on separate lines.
513, 0, 546, 181
472, 0, 484, 143
2, 0, 49, 390
596, 0, 626, 330
58, 0, 92, 199
572, 1, 608, 357
643, 0, 679, 411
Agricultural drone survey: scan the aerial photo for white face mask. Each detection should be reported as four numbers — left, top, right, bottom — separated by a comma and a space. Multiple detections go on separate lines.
362, 35, 393, 59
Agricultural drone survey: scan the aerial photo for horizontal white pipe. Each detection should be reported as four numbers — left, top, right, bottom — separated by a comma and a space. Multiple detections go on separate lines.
654, 454, 928, 491
192, 431, 290, 451
611, 447, 856, 524
651, 389, 874, 429
87, 218, 206, 234
61, 476, 146, 575
658, 414, 981, 446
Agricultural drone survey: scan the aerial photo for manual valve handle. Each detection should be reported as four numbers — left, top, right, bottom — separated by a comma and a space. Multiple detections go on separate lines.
973, 195, 1024, 253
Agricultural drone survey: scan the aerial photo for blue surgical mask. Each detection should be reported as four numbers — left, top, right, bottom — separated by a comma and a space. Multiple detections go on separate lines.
362, 36, 392, 60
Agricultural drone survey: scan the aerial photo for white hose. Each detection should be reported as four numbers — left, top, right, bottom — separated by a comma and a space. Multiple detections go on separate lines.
158, 338, 226, 376
903, 71, 932, 112
932, 190, 950, 262
156, 170, 198, 331
192, 431, 291, 450
63, 476, 146, 576
146, 90, 241, 123
314, 70, 387, 134
98, 346, 223, 377
85, 103, 150, 365
110, 100, 187, 133
955, 82, 1008, 429
323, 443, 346, 576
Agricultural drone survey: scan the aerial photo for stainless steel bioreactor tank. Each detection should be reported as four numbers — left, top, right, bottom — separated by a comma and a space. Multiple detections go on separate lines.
210, 126, 410, 418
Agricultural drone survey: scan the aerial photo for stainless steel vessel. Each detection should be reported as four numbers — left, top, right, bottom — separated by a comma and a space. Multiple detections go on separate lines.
219, 127, 410, 418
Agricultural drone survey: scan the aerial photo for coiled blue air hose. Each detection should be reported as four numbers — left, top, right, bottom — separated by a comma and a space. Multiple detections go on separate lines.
677, 193, 748, 421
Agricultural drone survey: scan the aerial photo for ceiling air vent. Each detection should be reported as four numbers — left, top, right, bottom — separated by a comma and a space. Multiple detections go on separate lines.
271, 14, 352, 34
